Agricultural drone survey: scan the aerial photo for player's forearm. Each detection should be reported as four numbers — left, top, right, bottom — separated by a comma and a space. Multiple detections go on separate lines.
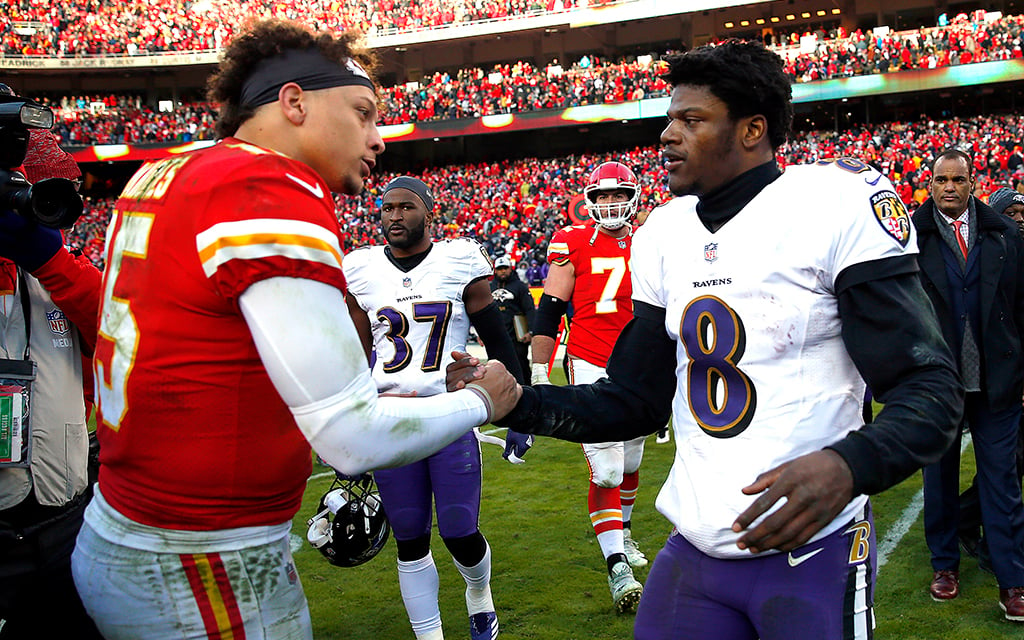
471, 302, 525, 383
294, 369, 489, 475
530, 335, 555, 365
498, 309, 676, 440
496, 376, 668, 442
240, 277, 490, 473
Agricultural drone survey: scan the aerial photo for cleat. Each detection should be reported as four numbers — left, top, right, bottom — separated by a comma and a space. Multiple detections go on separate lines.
656, 429, 670, 444
469, 611, 498, 640
608, 561, 643, 614
623, 530, 648, 568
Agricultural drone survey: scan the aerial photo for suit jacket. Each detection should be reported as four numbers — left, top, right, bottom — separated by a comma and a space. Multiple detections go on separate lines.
912, 196, 1024, 412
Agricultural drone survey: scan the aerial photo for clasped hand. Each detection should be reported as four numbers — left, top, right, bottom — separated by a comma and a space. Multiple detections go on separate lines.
447, 350, 521, 421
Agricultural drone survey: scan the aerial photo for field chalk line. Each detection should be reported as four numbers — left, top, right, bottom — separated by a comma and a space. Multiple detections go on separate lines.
876, 434, 971, 573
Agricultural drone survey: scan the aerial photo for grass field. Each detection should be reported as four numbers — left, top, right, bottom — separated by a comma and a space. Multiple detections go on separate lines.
290, 388, 1013, 640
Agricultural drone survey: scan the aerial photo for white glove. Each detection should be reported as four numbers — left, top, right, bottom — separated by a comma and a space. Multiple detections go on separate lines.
531, 362, 551, 386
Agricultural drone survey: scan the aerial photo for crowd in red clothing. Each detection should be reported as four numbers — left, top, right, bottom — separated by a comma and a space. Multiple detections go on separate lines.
24, 11, 1024, 146
776, 11, 1024, 83
40, 94, 218, 146
0, 0, 598, 57
378, 55, 671, 124
65, 113, 1024, 270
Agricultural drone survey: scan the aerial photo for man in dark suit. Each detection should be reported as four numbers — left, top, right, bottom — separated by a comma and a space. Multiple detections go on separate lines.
959, 186, 1024, 574
913, 148, 1024, 621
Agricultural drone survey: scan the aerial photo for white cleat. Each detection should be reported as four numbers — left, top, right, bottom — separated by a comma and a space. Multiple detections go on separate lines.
608, 561, 643, 614
623, 530, 649, 568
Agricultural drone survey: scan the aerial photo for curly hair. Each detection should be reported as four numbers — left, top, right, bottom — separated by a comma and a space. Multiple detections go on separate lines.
663, 39, 793, 150
207, 19, 377, 139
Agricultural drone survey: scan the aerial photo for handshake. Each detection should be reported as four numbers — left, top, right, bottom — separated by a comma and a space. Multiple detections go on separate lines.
446, 349, 522, 423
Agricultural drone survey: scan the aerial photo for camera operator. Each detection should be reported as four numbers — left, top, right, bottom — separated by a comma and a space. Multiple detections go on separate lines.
0, 85, 103, 639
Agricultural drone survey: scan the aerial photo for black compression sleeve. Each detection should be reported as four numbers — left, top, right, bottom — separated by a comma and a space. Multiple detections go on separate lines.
826, 271, 963, 496
533, 294, 568, 338
496, 301, 675, 441
470, 302, 526, 384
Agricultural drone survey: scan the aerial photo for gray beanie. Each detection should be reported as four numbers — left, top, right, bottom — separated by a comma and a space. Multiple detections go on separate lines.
383, 176, 434, 212
987, 187, 1024, 215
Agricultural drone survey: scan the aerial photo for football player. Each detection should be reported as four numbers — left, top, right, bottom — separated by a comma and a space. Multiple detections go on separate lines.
451, 40, 962, 640
344, 176, 532, 640
530, 160, 648, 613
71, 20, 519, 640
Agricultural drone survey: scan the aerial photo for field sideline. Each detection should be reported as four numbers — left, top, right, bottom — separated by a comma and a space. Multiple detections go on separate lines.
292, 388, 1008, 640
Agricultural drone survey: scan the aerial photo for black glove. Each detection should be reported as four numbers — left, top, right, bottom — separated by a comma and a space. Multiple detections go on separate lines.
0, 208, 61, 272
503, 430, 534, 464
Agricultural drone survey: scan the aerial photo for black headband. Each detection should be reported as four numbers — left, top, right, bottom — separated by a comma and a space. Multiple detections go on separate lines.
383, 176, 434, 212
239, 48, 375, 109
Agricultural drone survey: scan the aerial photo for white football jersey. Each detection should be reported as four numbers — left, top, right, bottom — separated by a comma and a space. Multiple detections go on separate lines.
344, 239, 493, 396
631, 160, 917, 558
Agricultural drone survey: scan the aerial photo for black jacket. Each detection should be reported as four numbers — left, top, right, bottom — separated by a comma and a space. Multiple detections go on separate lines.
912, 196, 1024, 412
489, 270, 535, 339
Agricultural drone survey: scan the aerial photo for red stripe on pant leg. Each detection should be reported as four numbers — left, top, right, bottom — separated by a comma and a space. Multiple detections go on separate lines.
620, 471, 639, 508
207, 554, 246, 639
589, 483, 623, 535
181, 554, 223, 639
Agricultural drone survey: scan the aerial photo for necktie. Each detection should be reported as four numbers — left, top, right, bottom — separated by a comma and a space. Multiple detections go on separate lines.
952, 220, 968, 259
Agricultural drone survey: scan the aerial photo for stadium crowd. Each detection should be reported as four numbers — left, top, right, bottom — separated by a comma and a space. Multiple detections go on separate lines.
63, 113, 1024, 270
776, 11, 1024, 82
0, 0, 602, 56
26, 11, 1024, 146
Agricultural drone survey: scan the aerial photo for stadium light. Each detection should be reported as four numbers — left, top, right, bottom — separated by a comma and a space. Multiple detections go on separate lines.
832, 8, 841, 14
724, 21, 734, 28
756, 18, 765, 25
786, 14, 795, 20
801, 12, 811, 18
740, 20, 749, 26
771, 16, 780, 22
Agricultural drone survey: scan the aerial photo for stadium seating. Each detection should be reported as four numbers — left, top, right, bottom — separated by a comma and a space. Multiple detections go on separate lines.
66, 113, 1024, 269
0, 0, 600, 56
25, 11, 1024, 145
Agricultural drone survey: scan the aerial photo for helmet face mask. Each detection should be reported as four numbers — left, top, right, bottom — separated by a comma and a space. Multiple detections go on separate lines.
306, 472, 390, 567
584, 161, 639, 229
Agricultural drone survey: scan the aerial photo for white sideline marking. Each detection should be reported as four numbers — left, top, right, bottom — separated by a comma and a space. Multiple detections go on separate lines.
876, 434, 971, 573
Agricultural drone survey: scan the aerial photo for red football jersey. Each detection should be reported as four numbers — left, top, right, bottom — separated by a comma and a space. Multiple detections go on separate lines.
93, 139, 347, 530
546, 224, 633, 367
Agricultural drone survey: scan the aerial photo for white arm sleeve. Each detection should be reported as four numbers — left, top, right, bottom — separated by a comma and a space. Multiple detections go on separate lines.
239, 277, 489, 475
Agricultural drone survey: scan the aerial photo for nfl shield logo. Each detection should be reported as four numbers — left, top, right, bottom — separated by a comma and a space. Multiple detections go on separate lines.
47, 309, 69, 336
704, 243, 718, 263
402, 277, 412, 288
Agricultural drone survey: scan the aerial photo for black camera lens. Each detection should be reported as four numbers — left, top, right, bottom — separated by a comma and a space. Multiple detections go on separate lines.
0, 170, 84, 229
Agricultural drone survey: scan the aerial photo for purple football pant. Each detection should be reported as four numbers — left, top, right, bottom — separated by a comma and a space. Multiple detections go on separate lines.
374, 430, 482, 540
635, 504, 876, 640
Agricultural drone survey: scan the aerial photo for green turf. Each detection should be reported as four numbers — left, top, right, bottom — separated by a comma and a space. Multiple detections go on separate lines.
291, 396, 1007, 639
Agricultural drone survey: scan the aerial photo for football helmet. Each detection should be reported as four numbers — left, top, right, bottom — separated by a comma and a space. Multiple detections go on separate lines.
583, 162, 639, 229
306, 472, 390, 567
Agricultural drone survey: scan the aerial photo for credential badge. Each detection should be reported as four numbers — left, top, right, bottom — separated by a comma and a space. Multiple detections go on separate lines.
704, 242, 718, 263
870, 190, 911, 248
47, 308, 69, 336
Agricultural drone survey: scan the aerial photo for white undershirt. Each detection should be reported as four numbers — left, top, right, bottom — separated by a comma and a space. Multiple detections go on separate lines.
238, 277, 489, 475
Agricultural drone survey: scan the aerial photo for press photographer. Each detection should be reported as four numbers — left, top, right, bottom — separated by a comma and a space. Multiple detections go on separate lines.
0, 84, 103, 639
